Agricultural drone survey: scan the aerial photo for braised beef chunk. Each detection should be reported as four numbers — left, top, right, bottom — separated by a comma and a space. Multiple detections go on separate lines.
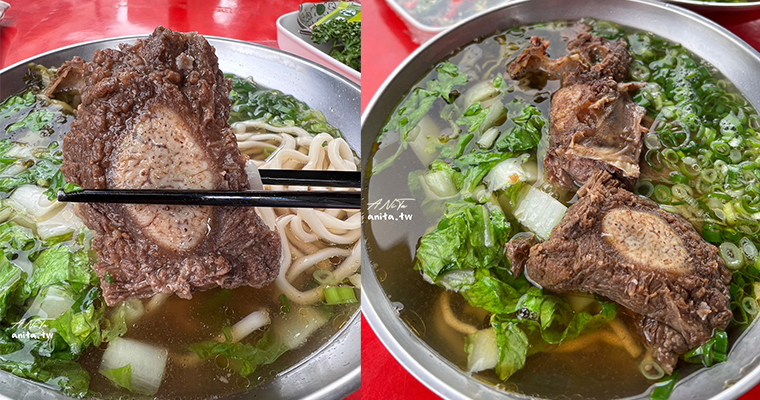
61, 26, 281, 306
505, 234, 536, 278
507, 32, 646, 190
44, 56, 86, 99
523, 171, 731, 372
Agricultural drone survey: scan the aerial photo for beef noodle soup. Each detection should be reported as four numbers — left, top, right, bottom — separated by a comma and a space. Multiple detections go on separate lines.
0, 28, 359, 399
365, 19, 760, 399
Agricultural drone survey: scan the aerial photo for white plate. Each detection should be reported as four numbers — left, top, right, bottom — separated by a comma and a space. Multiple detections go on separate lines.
276, 11, 360, 85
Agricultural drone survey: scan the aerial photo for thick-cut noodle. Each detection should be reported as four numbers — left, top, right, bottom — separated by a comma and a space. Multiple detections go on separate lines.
232, 120, 361, 305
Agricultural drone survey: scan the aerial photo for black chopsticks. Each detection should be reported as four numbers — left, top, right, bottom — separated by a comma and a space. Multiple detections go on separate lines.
57, 170, 361, 209
258, 170, 360, 188
58, 189, 359, 209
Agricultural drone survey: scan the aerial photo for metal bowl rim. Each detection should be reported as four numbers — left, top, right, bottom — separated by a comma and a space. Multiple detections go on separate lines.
381, 0, 760, 35
0, 34, 360, 92
663, 0, 760, 9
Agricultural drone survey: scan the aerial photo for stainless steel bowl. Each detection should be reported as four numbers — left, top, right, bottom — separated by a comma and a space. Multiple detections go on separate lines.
659, 0, 760, 13
361, 0, 760, 399
0, 36, 360, 400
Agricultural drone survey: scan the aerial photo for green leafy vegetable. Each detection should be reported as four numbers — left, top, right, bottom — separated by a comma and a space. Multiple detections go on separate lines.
0, 255, 24, 320
0, 221, 102, 397
494, 101, 546, 152
415, 201, 511, 281
311, 19, 361, 72
189, 328, 289, 378
463, 274, 525, 315
100, 364, 133, 391
456, 102, 489, 133
0, 355, 91, 398
514, 288, 617, 344
0, 140, 81, 200
0, 92, 35, 122
373, 62, 468, 174
456, 151, 511, 194
226, 75, 341, 137
101, 301, 132, 343
6, 110, 56, 134
491, 320, 528, 380
25, 243, 97, 299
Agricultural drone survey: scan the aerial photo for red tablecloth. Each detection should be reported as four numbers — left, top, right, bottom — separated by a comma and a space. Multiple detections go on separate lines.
0, 1, 358, 399
360, 0, 760, 399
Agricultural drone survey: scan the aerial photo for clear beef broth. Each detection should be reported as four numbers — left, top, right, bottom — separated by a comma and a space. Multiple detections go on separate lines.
78, 285, 358, 399
366, 19, 749, 398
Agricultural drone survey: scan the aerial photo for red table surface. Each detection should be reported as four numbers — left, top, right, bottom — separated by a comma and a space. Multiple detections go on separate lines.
360, 0, 760, 399
0, 1, 359, 400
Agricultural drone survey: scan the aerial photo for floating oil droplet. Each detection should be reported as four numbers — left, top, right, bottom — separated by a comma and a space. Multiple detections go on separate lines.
400, 309, 426, 338
375, 268, 388, 283
235, 375, 251, 389
224, 306, 234, 317
391, 301, 404, 314
214, 354, 229, 369
332, 310, 351, 330
503, 382, 519, 393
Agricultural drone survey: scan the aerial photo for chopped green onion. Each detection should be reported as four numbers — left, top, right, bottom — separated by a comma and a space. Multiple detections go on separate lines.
650, 371, 679, 400
702, 224, 722, 244
680, 160, 701, 179
324, 286, 358, 305
740, 237, 758, 262
645, 133, 662, 150
714, 160, 729, 176
723, 228, 743, 243
653, 184, 672, 203
646, 150, 663, 171
730, 149, 743, 163
662, 148, 680, 164
683, 331, 728, 367
750, 116, 760, 130
711, 141, 730, 155
671, 184, 692, 200
314, 270, 338, 285
631, 62, 651, 81
742, 297, 759, 316
640, 359, 665, 381
701, 168, 719, 183
719, 242, 745, 270
635, 180, 655, 198
724, 202, 738, 225
669, 173, 689, 185
708, 191, 732, 201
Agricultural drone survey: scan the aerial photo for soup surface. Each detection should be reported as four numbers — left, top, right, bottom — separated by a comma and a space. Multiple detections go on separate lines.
366, 19, 760, 399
